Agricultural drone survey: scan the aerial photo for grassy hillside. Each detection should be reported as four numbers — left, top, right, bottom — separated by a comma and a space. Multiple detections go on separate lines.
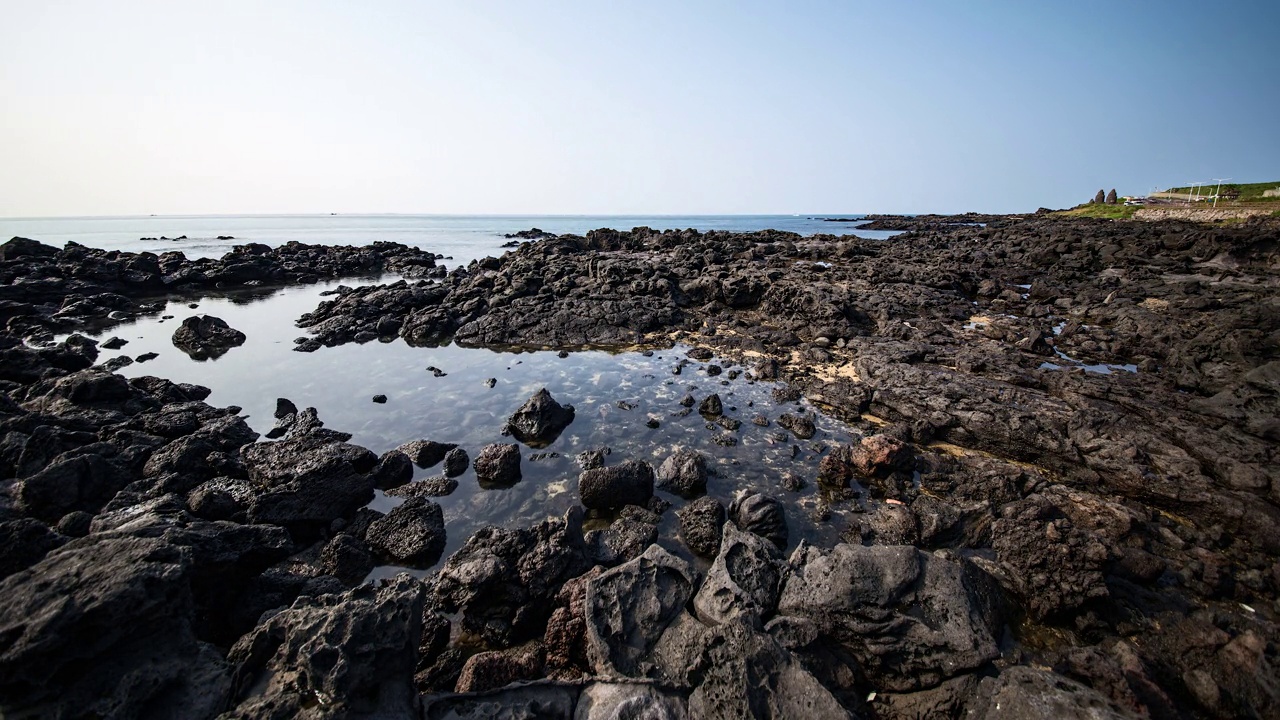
1055, 204, 1138, 219
1164, 181, 1280, 201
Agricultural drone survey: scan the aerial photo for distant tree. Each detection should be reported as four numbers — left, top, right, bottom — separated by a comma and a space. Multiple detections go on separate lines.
1094, 189, 1106, 204
1106, 189, 1118, 204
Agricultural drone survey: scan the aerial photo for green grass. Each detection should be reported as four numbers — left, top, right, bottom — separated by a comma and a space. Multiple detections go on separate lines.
1164, 181, 1280, 202
1055, 204, 1138, 219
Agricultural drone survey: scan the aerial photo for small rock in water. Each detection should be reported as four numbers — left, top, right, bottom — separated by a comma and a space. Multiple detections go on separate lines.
557, 350, 570, 358
370, 450, 414, 489
778, 412, 816, 440
171, 315, 246, 360
101, 337, 128, 350
616, 400, 636, 411
484, 378, 497, 388
187, 303, 199, 309
781, 473, 807, 492
645, 416, 661, 429
387, 475, 458, 498
372, 394, 387, 404
505, 388, 575, 448
727, 369, 741, 380
680, 394, 695, 407
576, 448, 609, 470
711, 433, 738, 447
396, 439, 457, 469
135, 352, 158, 363
716, 416, 741, 432
442, 447, 469, 478
473, 443, 521, 488
706, 364, 722, 376
751, 413, 770, 427
579, 459, 654, 510
102, 356, 133, 372
688, 347, 714, 360
698, 394, 723, 417
426, 366, 447, 377
656, 449, 708, 498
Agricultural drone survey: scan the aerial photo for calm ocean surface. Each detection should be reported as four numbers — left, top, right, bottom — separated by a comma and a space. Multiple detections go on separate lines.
0, 214, 893, 267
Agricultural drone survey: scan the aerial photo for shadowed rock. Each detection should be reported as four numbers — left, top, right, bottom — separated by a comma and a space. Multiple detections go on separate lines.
580, 459, 654, 510
171, 315, 246, 360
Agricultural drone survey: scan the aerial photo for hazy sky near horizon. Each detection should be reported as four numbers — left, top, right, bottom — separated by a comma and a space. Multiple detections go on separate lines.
2, 1, 1277, 216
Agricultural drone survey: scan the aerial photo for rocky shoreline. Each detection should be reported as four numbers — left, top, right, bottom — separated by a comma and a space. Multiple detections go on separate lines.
1, 215, 1277, 719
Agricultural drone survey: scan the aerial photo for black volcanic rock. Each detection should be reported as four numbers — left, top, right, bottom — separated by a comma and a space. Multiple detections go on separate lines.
579, 459, 655, 510
365, 496, 446, 566
505, 388, 575, 447
474, 442, 522, 488
171, 315, 246, 360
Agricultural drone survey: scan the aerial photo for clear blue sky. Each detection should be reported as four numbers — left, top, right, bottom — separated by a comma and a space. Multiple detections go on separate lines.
1, 1, 1276, 216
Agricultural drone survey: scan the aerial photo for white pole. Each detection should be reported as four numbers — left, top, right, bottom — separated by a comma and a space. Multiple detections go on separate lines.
1211, 178, 1231, 208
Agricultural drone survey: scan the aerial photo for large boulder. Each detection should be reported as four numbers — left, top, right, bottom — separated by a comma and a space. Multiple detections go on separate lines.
677, 496, 726, 558
991, 490, 1111, 621
728, 491, 788, 549
171, 315, 247, 360
505, 388, 575, 447
686, 619, 853, 719
223, 575, 425, 719
0, 236, 59, 261
580, 459, 654, 510
576, 682, 689, 719
0, 518, 66, 580
365, 497, 447, 567
584, 544, 696, 678
655, 449, 708, 498
0, 535, 232, 719
434, 509, 592, 647
693, 522, 785, 626
239, 433, 377, 538
777, 543, 1006, 692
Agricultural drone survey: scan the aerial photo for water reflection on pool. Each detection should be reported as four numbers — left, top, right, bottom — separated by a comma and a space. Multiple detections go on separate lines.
74, 278, 867, 577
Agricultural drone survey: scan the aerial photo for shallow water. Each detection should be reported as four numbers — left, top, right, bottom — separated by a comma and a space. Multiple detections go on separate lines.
70, 278, 866, 578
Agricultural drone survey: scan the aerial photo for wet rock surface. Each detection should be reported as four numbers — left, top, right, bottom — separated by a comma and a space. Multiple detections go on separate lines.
3, 215, 1280, 718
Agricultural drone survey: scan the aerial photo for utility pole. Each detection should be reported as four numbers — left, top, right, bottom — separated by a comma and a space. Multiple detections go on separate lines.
1211, 178, 1231, 207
